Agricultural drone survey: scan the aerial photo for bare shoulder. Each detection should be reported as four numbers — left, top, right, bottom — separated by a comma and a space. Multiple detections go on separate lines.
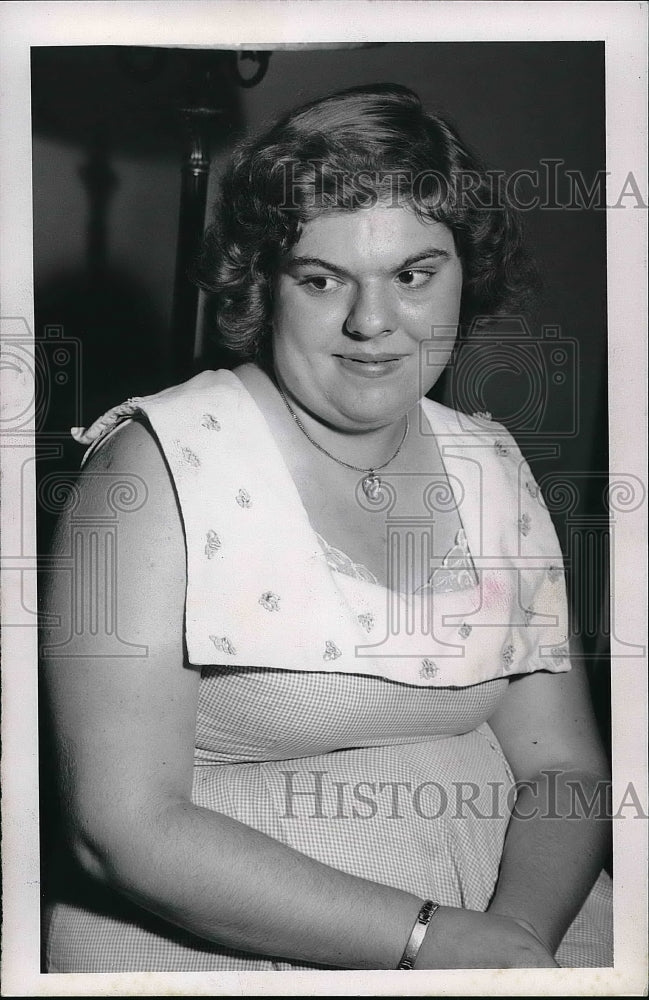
66, 420, 182, 543
79, 418, 172, 499
47, 418, 186, 619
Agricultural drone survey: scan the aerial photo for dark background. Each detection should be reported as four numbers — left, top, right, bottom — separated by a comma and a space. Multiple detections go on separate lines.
33, 42, 611, 907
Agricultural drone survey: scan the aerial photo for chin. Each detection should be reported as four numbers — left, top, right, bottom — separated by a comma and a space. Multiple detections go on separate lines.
332, 400, 410, 431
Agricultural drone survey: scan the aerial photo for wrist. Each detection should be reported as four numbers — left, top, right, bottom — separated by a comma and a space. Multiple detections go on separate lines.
397, 899, 441, 969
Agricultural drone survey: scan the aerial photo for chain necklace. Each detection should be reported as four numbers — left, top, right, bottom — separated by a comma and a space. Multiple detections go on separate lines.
275, 380, 409, 502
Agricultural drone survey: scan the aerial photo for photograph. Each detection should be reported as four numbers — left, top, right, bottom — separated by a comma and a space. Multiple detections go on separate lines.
1, 2, 647, 996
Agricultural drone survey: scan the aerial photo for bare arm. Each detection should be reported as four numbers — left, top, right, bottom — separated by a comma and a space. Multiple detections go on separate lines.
485, 650, 611, 952
41, 420, 428, 970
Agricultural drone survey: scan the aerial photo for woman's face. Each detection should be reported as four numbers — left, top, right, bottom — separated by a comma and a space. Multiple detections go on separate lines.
271, 202, 463, 431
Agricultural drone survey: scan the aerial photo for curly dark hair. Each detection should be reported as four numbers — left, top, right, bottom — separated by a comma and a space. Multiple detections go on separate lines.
194, 83, 537, 361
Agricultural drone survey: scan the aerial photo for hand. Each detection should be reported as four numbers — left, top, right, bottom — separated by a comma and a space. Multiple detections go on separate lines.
415, 907, 559, 969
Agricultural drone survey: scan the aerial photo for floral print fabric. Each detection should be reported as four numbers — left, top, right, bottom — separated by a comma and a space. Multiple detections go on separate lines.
73, 369, 571, 688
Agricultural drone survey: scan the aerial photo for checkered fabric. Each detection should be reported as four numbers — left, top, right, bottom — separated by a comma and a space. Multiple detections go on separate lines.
44, 667, 612, 971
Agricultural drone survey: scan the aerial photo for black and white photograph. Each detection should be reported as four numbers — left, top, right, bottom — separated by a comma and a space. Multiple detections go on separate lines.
1, 2, 647, 995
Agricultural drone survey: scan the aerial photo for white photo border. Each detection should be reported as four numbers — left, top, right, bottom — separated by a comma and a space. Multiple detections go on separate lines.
1, 2, 647, 995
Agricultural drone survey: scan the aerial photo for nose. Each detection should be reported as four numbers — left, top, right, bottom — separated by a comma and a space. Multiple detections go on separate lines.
344, 282, 397, 339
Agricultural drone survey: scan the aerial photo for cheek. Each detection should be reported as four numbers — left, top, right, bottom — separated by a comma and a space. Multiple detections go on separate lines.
274, 293, 347, 352
272, 297, 306, 349
440, 267, 464, 317
271, 294, 328, 371
404, 298, 460, 343
405, 270, 463, 331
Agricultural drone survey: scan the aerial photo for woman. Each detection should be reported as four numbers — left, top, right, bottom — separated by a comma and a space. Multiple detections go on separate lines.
42, 84, 612, 972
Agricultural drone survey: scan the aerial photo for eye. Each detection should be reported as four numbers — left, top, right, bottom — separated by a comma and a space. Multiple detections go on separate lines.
396, 269, 435, 289
300, 275, 342, 294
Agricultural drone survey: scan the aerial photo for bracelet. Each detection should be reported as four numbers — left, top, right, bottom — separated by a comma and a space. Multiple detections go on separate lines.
397, 899, 441, 969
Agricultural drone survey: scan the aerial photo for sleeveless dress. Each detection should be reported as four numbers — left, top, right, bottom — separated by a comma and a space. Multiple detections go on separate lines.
44, 370, 613, 971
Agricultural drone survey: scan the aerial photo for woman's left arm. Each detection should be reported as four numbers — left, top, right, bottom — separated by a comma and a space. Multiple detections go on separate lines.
486, 643, 611, 953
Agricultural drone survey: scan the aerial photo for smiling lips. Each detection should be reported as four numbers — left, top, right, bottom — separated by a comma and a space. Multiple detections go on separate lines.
338, 352, 406, 363
335, 352, 407, 378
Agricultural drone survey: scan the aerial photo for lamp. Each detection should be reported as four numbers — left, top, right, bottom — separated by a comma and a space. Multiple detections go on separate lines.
32, 44, 383, 380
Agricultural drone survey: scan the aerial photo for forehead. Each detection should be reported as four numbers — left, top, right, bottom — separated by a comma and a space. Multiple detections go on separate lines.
288, 205, 456, 268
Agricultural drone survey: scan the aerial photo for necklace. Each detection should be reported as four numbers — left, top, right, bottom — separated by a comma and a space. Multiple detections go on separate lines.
275, 380, 409, 502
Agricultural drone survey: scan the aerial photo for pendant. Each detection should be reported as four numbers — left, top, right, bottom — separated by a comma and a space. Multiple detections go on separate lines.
362, 472, 383, 501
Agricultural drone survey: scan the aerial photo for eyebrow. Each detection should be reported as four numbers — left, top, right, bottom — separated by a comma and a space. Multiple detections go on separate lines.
284, 247, 452, 277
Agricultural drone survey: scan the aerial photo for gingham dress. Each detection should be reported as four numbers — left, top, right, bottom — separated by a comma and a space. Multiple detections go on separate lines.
44, 372, 613, 971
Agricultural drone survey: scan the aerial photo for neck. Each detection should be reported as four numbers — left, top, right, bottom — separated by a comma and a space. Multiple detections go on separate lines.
273, 374, 411, 473
236, 362, 415, 471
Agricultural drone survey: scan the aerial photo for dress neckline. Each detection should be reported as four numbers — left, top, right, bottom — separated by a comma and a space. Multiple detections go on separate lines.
315, 528, 479, 595
227, 369, 479, 598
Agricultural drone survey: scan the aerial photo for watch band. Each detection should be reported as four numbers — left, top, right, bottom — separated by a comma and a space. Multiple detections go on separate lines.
397, 899, 441, 970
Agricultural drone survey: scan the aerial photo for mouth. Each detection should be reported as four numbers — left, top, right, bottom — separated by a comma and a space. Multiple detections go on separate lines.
334, 353, 407, 378
336, 353, 406, 363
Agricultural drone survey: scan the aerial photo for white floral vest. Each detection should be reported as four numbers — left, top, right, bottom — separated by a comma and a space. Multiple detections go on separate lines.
73, 369, 570, 688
